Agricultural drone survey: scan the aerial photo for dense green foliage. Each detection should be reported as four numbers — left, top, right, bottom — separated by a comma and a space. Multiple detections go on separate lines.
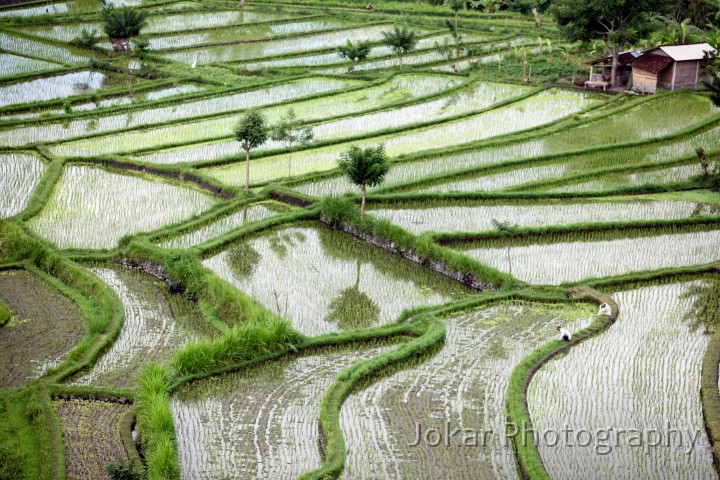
102, 6, 148, 39
234, 111, 269, 193
338, 40, 372, 71
338, 144, 391, 219
381, 26, 418, 68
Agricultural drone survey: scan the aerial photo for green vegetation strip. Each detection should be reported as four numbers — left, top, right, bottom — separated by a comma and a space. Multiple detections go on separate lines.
0, 297, 10, 327
318, 197, 514, 289
701, 278, 720, 468
507, 286, 618, 480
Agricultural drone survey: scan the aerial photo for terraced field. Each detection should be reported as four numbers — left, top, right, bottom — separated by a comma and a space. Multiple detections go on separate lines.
1, 1, 719, 479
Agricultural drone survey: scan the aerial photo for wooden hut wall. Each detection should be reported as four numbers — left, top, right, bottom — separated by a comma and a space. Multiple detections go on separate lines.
632, 68, 658, 94
658, 60, 703, 89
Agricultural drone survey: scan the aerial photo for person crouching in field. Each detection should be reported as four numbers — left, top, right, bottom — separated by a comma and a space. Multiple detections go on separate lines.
556, 326, 571, 341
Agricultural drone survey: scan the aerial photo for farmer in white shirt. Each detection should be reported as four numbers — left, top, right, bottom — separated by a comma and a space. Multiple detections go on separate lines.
556, 326, 571, 341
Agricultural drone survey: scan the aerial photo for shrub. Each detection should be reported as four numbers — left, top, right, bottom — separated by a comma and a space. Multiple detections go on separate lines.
70, 28, 102, 49
105, 459, 142, 480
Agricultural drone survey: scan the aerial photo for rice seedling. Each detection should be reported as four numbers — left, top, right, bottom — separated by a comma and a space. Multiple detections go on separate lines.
171, 343, 392, 480
149, 19, 356, 50
53, 399, 131, 480
341, 301, 594, 479
23, 23, 111, 50
202, 224, 471, 336
370, 198, 715, 234
161, 202, 281, 249
0, 153, 46, 218
528, 282, 716, 479
205, 89, 598, 185
0, 78, 355, 147
0, 32, 88, 65
0, 53, 61, 78
420, 164, 568, 193
163, 25, 397, 65
460, 228, 720, 285
0, 270, 85, 387
548, 164, 703, 193
144, 10, 290, 34
27, 165, 217, 250
235, 34, 463, 70
317, 34, 498, 74
0, 71, 110, 108
79, 80, 528, 159
0, 2, 69, 17
295, 93, 720, 195
72, 266, 218, 387
0, 84, 203, 121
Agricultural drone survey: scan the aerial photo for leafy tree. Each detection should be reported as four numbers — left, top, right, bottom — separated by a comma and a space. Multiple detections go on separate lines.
234, 111, 268, 193
381, 26, 418, 68
492, 219, 520, 277
504, 0, 551, 28
102, 5, 147, 38
270, 108, 314, 178
338, 40, 372, 71
551, 0, 671, 87
337, 144, 390, 220
469, 0, 502, 13
444, 0, 465, 29
105, 459, 142, 480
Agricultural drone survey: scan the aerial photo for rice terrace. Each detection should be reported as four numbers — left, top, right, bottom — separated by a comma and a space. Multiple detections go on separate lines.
3, 0, 720, 478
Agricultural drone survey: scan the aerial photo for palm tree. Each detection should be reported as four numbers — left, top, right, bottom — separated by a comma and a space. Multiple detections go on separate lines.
381, 26, 418, 68
234, 111, 268, 193
102, 5, 147, 51
337, 144, 390, 220
338, 40, 372, 72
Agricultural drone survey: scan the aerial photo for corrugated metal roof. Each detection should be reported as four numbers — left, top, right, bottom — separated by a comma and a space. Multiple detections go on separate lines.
657, 43, 716, 61
586, 49, 643, 66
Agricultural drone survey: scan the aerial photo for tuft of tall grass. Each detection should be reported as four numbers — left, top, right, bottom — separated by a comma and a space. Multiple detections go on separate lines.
169, 316, 302, 378
0, 298, 11, 327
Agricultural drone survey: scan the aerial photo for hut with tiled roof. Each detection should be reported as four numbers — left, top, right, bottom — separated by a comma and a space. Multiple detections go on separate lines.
630, 43, 717, 94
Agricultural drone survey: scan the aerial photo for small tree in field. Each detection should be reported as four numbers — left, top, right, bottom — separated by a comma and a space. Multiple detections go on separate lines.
337, 145, 390, 220
444, 0, 465, 29
382, 27, 418, 69
234, 111, 268, 193
270, 109, 314, 178
338, 40, 372, 72
492, 219, 520, 277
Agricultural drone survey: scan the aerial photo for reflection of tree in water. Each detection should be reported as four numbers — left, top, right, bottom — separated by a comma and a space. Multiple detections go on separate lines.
691, 203, 720, 217
682, 277, 720, 334
227, 240, 261, 279
325, 258, 380, 330
267, 231, 306, 259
